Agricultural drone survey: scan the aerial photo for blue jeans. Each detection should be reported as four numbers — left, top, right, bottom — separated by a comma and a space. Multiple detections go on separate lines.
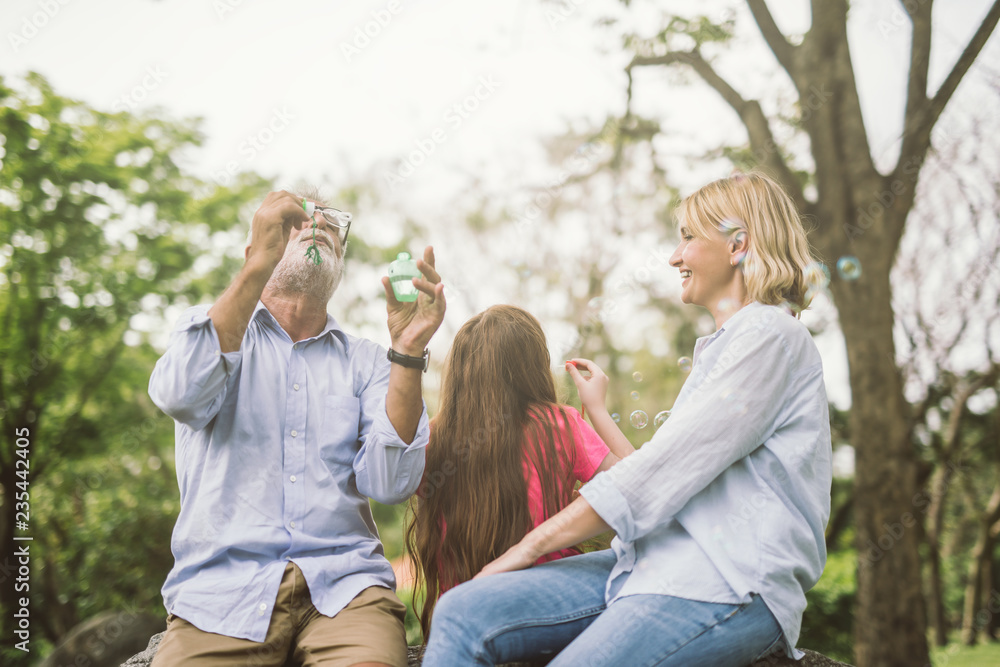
422, 550, 785, 667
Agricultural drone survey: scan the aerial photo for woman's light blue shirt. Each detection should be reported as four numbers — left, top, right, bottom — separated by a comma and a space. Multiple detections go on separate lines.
580, 303, 832, 659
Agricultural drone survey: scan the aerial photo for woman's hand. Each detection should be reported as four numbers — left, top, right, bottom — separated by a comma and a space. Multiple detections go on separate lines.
474, 541, 540, 579
565, 358, 609, 415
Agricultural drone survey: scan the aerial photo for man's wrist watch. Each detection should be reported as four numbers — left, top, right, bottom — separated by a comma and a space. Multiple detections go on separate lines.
387, 347, 430, 372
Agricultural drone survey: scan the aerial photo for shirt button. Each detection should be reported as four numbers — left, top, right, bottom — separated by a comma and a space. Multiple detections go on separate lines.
291, 430, 297, 437
293, 383, 300, 391
259, 603, 266, 611
290, 475, 297, 482
290, 521, 296, 529
293, 344, 298, 350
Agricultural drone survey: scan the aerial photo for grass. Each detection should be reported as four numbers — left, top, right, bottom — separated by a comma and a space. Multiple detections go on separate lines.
930, 637, 1000, 666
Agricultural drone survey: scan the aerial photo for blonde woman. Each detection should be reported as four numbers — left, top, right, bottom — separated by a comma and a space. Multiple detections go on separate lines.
422, 172, 833, 666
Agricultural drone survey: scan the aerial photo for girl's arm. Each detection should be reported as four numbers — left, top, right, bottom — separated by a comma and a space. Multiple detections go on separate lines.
475, 495, 610, 578
566, 359, 635, 461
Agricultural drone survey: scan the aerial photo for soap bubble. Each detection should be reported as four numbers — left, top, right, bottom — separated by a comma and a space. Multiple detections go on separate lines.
630, 391, 640, 401
779, 301, 802, 317
630, 410, 648, 429
717, 217, 745, 234
678, 357, 692, 373
611, 413, 621, 423
653, 410, 671, 429
632, 371, 643, 382
717, 298, 738, 314
836, 256, 862, 281
803, 262, 830, 297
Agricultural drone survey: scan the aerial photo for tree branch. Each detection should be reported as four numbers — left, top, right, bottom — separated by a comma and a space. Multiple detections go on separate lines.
901, 0, 933, 133
746, 0, 798, 80
628, 50, 807, 213
896, 0, 1000, 180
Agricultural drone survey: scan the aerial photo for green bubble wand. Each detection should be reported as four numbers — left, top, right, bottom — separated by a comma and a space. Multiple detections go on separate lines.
302, 199, 322, 265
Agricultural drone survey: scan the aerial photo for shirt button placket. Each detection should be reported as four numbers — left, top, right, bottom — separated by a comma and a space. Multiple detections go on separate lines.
286, 342, 306, 543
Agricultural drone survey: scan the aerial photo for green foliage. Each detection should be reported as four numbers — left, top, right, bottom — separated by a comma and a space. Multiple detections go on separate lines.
0, 71, 271, 662
800, 547, 856, 662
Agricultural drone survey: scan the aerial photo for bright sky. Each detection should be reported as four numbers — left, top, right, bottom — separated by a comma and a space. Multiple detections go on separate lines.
3, 0, 997, 424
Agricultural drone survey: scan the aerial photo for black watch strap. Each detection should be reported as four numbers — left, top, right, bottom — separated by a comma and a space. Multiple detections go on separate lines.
387, 347, 430, 372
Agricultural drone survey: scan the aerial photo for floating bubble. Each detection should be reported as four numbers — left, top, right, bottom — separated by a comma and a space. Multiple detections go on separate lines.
717, 217, 745, 234
717, 298, 738, 314
630, 391, 640, 401
611, 413, 621, 423
779, 301, 802, 317
803, 262, 830, 295
678, 357, 692, 373
632, 371, 643, 383
630, 410, 648, 429
653, 410, 671, 429
836, 256, 862, 281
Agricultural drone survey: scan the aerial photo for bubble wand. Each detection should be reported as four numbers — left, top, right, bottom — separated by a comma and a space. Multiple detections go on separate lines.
302, 199, 322, 265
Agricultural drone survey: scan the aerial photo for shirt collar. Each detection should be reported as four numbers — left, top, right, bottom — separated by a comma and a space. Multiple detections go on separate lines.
693, 301, 765, 356
252, 301, 350, 348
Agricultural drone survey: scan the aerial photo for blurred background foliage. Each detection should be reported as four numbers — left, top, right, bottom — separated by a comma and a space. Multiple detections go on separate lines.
2, 2, 1000, 662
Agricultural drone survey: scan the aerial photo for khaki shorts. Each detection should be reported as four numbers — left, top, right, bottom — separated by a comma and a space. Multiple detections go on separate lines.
151, 563, 407, 667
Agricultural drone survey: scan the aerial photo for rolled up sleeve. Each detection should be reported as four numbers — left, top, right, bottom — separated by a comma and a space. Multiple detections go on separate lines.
148, 306, 242, 431
353, 353, 428, 505
580, 324, 799, 543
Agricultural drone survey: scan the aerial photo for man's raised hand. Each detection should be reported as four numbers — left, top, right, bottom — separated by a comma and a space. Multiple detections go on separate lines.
245, 191, 312, 274
381, 245, 446, 356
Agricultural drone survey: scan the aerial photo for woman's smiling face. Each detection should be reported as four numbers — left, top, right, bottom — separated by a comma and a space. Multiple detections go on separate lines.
669, 224, 738, 310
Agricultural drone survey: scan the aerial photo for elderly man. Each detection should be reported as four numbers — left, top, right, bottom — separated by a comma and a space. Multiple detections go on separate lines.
148, 190, 445, 667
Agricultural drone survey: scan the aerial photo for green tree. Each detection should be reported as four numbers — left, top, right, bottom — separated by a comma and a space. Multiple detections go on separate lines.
0, 72, 270, 662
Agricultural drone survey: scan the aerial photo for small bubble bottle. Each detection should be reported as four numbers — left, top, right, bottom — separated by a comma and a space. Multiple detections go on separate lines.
388, 252, 421, 302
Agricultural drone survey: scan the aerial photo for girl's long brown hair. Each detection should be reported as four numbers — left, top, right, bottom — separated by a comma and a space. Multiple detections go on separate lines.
406, 305, 579, 639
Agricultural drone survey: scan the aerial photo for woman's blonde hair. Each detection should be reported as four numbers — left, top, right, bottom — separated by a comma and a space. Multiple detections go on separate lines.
677, 171, 819, 314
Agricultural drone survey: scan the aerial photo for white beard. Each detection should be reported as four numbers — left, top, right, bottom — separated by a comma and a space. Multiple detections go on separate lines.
264, 233, 344, 302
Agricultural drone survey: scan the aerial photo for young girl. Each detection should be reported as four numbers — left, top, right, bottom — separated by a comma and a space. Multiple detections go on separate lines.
422, 172, 833, 666
406, 304, 635, 640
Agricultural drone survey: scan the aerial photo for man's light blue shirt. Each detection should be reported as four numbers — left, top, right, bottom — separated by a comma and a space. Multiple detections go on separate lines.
148, 302, 428, 642
580, 303, 832, 659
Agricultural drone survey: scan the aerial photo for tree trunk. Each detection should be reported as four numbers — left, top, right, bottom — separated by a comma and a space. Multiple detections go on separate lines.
830, 269, 929, 667
926, 538, 949, 647
925, 462, 958, 647
961, 481, 1000, 644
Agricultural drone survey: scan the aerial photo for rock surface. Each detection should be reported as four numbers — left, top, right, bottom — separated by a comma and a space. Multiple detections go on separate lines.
39, 610, 164, 667
123, 633, 853, 666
